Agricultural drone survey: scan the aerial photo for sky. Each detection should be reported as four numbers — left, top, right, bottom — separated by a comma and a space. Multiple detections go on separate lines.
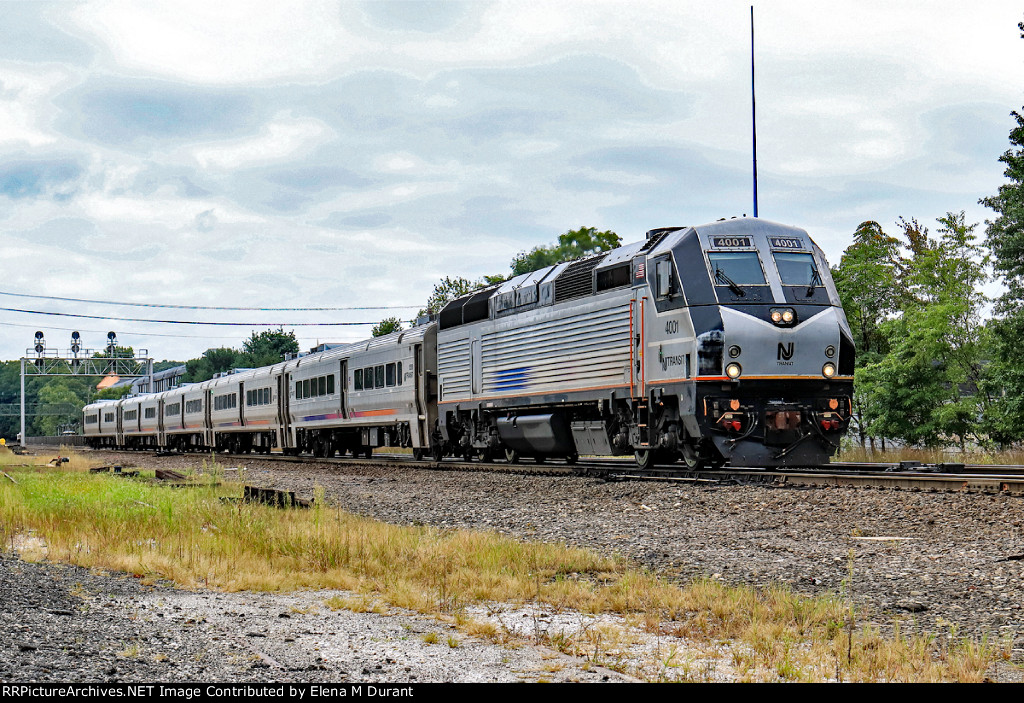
0, 0, 1021, 364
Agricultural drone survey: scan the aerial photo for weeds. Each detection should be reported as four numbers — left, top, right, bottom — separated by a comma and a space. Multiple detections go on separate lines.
0, 466, 1002, 682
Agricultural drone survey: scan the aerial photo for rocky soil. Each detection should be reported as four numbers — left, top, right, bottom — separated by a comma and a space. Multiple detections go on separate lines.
4, 449, 1024, 682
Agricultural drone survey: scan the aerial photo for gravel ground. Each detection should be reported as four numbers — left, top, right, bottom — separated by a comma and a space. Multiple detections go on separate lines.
4, 449, 1024, 682
0, 553, 633, 683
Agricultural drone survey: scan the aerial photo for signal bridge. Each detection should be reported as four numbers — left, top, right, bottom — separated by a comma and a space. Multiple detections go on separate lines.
18, 330, 154, 444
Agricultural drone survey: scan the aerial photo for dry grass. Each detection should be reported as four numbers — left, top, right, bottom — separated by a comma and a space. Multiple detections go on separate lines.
839, 444, 1024, 466
0, 464, 1005, 682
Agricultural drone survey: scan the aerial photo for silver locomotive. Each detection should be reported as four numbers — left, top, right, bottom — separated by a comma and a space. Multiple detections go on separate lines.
436, 217, 853, 468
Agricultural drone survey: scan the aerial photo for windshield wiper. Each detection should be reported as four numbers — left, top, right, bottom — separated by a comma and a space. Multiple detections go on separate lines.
714, 267, 746, 297
806, 267, 822, 297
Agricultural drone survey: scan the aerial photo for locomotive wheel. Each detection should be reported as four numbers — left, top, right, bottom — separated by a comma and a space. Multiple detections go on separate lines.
412, 448, 425, 461
431, 444, 444, 462
480, 448, 494, 463
634, 448, 661, 471
504, 448, 520, 464
680, 444, 700, 469
565, 453, 578, 465
534, 455, 546, 464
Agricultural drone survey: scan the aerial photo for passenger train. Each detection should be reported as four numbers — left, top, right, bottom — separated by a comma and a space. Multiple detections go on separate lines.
83, 218, 854, 469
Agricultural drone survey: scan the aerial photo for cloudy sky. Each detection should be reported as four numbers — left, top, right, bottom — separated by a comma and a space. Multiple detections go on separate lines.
0, 0, 1021, 363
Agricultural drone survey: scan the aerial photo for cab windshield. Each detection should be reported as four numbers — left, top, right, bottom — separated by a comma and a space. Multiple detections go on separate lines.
773, 252, 818, 286
707, 252, 766, 285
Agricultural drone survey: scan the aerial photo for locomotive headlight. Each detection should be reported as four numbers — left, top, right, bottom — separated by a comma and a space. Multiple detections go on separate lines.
770, 308, 796, 326
725, 363, 742, 379
822, 362, 837, 378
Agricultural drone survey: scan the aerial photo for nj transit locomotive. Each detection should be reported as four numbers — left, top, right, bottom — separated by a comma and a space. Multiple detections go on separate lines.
84, 218, 854, 469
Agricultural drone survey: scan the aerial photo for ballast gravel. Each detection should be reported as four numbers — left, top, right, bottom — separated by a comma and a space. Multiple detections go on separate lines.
3, 449, 1024, 682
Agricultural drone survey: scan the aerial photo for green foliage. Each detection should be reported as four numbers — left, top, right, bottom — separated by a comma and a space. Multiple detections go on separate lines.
832, 221, 902, 357
832, 221, 904, 446
855, 213, 989, 447
94, 385, 133, 400
32, 379, 87, 436
183, 330, 298, 383
372, 317, 404, 337
423, 276, 479, 316
93, 345, 135, 359
511, 226, 621, 276
979, 102, 1024, 444
240, 328, 298, 367
183, 347, 241, 383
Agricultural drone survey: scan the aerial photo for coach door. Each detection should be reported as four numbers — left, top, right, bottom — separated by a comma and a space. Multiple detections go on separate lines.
413, 343, 427, 446
278, 374, 292, 450
338, 360, 348, 419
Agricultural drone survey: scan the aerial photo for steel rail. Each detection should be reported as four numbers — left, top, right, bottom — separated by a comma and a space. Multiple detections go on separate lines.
65, 446, 1024, 496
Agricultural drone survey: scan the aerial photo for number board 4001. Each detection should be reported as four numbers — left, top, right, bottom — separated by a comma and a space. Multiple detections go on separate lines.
710, 236, 751, 248
769, 236, 804, 249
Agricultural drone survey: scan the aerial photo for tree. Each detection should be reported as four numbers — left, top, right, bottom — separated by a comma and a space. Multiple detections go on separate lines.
94, 385, 133, 400
423, 276, 479, 316
183, 347, 241, 383
511, 226, 620, 276
241, 328, 298, 368
372, 317, 404, 337
33, 378, 88, 436
856, 212, 990, 447
831, 221, 903, 448
979, 55, 1024, 444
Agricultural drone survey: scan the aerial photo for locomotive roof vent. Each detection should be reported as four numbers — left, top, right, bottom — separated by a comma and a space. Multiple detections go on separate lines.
553, 255, 603, 303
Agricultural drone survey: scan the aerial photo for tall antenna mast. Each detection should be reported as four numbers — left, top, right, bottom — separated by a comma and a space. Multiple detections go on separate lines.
751, 5, 759, 218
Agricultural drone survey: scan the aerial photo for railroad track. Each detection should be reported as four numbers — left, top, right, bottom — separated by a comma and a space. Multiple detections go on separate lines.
59, 445, 1024, 496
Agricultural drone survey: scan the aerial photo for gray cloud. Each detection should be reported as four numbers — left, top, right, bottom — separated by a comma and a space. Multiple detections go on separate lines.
319, 211, 392, 229
194, 209, 217, 232
0, 156, 84, 200
356, 0, 475, 33
59, 80, 258, 149
12, 217, 96, 247
0, 3, 94, 64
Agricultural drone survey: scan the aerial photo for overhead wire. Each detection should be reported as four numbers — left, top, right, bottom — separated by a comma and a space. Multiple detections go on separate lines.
0, 289, 419, 311
0, 306, 393, 326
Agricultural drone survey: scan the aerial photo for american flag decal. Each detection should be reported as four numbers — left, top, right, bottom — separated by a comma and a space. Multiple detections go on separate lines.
635, 262, 646, 279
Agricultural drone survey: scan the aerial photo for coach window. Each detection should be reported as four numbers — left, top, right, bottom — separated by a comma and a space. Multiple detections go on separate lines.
375, 365, 385, 389
327, 375, 335, 394
364, 367, 374, 390
397, 361, 402, 386
386, 363, 396, 387
318, 376, 326, 396
354, 369, 363, 390
301, 379, 309, 399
